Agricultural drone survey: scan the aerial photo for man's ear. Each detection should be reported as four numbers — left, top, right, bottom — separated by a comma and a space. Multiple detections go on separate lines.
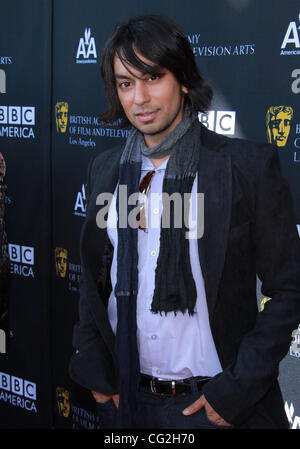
181, 85, 188, 94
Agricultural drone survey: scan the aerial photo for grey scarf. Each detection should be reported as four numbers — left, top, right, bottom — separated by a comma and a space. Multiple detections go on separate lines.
117, 105, 201, 315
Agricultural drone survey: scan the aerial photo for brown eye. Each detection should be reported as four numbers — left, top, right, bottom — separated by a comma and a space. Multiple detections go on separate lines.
118, 81, 131, 88
149, 74, 161, 81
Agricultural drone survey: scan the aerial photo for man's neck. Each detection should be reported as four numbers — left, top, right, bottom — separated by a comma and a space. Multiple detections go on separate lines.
150, 154, 170, 168
143, 136, 170, 168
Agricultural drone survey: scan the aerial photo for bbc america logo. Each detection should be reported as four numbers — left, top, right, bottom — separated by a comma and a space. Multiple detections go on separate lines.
0, 372, 36, 399
198, 110, 236, 135
0, 106, 36, 139
0, 106, 35, 125
0, 372, 37, 413
9, 244, 35, 278
9, 244, 34, 265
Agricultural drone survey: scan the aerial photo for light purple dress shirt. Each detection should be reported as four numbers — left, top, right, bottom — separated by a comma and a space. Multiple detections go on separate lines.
107, 154, 222, 380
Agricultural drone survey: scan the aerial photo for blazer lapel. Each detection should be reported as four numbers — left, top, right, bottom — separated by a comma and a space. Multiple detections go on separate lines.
197, 142, 232, 319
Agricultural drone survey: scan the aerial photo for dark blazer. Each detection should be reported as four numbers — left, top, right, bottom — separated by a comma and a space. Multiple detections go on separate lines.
69, 122, 300, 429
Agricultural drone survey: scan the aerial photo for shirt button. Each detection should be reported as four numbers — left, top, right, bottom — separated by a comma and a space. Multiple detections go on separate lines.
153, 208, 159, 214
150, 250, 157, 257
151, 334, 157, 340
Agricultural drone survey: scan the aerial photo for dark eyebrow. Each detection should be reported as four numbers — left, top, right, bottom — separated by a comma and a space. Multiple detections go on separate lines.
114, 70, 165, 82
115, 74, 132, 80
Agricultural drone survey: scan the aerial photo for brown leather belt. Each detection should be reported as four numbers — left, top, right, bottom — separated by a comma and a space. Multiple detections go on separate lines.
139, 373, 211, 396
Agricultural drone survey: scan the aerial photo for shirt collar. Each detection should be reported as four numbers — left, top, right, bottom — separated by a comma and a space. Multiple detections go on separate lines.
141, 153, 170, 171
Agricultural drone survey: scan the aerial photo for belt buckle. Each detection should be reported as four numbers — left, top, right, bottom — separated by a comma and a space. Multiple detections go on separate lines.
171, 380, 176, 395
150, 377, 157, 393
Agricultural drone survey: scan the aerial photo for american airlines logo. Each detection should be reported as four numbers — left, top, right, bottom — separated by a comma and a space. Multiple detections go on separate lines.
74, 184, 86, 217
280, 12, 300, 55
76, 28, 97, 64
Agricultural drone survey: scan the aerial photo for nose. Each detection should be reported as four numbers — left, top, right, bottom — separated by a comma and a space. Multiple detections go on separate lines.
278, 120, 285, 134
133, 81, 150, 105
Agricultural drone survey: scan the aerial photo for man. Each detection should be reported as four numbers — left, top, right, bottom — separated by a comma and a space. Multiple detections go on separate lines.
69, 15, 300, 429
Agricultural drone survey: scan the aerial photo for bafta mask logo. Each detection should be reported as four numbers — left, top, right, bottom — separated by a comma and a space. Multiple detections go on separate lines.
55, 247, 68, 278
266, 106, 293, 147
56, 387, 70, 418
55, 102, 69, 133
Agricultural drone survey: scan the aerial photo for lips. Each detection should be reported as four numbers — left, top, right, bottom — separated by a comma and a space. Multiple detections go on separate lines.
135, 110, 158, 123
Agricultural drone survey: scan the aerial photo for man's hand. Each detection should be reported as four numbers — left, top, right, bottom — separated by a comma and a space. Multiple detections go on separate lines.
91, 390, 119, 408
182, 394, 232, 427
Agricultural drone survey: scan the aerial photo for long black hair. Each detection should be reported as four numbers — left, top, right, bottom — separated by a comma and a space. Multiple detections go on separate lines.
99, 14, 213, 125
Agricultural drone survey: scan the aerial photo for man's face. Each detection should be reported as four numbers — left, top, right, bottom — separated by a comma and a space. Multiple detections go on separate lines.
114, 53, 188, 147
269, 111, 291, 147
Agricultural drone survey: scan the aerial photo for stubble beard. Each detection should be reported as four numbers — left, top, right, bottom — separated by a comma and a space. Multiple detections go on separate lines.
133, 92, 185, 139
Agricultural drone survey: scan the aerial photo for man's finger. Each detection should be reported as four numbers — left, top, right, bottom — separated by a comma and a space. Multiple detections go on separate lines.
91, 390, 112, 404
113, 394, 120, 408
182, 394, 205, 415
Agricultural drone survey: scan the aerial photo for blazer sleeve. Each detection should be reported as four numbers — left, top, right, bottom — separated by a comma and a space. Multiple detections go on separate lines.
69, 155, 119, 394
202, 146, 300, 425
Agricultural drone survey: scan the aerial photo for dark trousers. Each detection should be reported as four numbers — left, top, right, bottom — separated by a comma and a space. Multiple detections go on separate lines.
96, 379, 234, 429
